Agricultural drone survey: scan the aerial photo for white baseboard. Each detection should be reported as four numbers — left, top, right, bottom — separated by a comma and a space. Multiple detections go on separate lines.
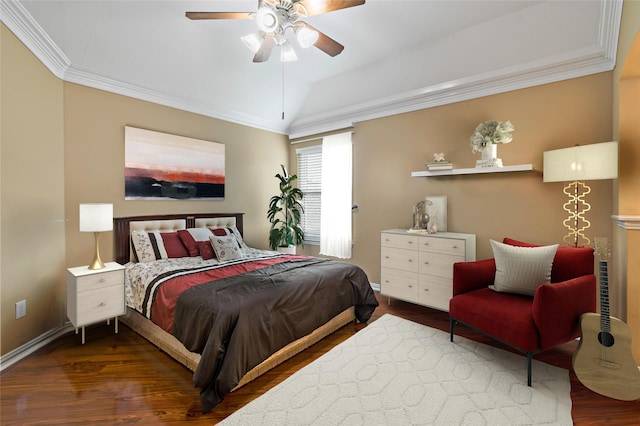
0, 323, 73, 372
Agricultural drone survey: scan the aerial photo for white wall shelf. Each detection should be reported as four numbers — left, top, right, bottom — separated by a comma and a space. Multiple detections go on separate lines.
411, 164, 534, 177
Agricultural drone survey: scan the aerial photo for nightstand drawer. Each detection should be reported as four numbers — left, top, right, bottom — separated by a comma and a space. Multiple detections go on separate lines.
76, 270, 122, 292
76, 285, 124, 326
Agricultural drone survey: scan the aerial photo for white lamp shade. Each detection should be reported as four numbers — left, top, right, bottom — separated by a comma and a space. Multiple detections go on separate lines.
543, 141, 618, 182
296, 26, 319, 48
241, 33, 263, 53
79, 203, 113, 232
256, 6, 278, 33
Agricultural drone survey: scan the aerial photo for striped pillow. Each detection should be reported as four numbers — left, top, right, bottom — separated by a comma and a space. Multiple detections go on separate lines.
489, 239, 559, 296
131, 231, 189, 263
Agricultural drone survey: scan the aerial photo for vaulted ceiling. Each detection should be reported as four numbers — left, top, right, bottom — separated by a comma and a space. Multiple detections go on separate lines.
1, 1, 622, 138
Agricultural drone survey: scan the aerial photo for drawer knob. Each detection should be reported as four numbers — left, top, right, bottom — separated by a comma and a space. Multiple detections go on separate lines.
99, 278, 106, 283
99, 302, 106, 307
408, 241, 413, 244
385, 256, 389, 259
408, 259, 412, 262
452, 245, 458, 249
408, 285, 413, 288
424, 288, 429, 292
424, 261, 429, 264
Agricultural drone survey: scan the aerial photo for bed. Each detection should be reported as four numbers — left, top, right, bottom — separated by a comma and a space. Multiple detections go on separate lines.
113, 212, 378, 413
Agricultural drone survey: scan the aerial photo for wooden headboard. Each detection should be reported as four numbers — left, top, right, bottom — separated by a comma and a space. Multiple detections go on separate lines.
113, 212, 244, 264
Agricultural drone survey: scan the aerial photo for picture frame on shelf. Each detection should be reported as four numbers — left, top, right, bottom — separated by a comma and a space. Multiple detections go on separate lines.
425, 196, 447, 232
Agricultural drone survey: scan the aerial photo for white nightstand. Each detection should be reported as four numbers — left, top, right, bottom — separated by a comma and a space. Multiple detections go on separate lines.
67, 262, 125, 344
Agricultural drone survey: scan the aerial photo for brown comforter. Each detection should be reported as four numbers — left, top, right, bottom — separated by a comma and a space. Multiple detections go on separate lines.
168, 256, 378, 412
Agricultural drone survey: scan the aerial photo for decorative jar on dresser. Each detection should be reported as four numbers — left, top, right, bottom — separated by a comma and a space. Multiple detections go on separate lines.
380, 229, 476, 311
67, 262, 125, 344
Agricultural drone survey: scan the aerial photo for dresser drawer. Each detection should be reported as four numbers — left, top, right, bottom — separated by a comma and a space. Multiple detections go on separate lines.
76, 270, 123, 292
76, 285, 124, 326
381, 268, 419, 301
381, 247, 419, 272
418, 275, 452, 311
381, 233, 419, 250
419, 252, 464, 278
419, 237, 465, 256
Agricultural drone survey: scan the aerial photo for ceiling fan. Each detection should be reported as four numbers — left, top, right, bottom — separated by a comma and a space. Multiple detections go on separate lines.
186, 0, 366, 63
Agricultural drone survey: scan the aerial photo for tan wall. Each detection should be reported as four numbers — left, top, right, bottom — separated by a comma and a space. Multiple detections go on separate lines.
295, 73, 615, 285
63, 83, 289, 270
1, 25, 66, 355
614, 0, 640, 362
1, 24, 289, 356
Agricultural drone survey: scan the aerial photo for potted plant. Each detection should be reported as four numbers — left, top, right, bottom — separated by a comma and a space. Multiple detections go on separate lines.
267, 165, 304, 252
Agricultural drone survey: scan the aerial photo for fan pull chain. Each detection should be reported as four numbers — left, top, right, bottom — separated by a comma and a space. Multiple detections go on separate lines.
281, 53, 285, 120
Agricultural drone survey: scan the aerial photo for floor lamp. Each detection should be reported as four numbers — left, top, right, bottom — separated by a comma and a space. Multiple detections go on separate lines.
543, 141, 618, 247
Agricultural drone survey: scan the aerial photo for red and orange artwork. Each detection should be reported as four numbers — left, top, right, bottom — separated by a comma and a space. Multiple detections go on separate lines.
125, 126, 225, 200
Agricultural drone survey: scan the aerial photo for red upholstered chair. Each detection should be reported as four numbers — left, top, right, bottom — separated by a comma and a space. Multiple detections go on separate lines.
449, 237, 596, 386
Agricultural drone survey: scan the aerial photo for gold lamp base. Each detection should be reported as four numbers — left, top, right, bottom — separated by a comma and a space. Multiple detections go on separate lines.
88, 231, 105, 270
562, 180, 592, 247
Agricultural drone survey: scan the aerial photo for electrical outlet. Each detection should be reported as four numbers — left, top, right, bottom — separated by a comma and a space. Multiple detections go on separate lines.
16, 300, 26, 319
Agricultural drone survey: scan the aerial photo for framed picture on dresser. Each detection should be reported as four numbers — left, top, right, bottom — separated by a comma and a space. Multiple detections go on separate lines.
425, 195, 447, 232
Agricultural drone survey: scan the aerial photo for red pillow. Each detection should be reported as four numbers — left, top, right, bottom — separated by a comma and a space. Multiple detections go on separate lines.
502, 237, 594, 282
198, 240, 216, 260
177, 228, 215, 256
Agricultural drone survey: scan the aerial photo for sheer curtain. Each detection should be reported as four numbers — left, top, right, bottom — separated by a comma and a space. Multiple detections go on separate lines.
319, 132, 352, 258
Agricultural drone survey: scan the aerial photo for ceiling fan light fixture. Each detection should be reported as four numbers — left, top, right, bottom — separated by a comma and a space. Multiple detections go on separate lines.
295, 25, 319, 48
256, 6, 278, 33
281, 43, 298, 62
241, 33, 264, 53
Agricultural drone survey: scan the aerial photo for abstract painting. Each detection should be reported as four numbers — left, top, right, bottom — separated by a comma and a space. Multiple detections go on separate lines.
125, 126, 225, 200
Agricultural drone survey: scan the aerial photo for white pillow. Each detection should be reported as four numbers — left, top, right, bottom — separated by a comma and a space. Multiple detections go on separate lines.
210, 235, 243, 263
489, 240, 559, 296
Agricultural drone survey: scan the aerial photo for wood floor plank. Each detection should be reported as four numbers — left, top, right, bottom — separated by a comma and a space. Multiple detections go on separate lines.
1, 292, 638, 424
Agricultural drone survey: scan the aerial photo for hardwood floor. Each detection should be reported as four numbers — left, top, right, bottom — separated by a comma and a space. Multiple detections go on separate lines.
2, 292, 639, 425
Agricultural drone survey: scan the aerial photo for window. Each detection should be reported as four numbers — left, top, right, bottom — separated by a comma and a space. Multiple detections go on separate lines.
296, 145, 322, 244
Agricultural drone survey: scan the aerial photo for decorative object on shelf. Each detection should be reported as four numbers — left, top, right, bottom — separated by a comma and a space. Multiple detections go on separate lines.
426, 152, 453, 171
425, 196, 447, 232
543, 141, 618, 247
410, 200, 430, 232
267, 164, 304, 251
79, 203, 113, 270
470, 120, 514, 168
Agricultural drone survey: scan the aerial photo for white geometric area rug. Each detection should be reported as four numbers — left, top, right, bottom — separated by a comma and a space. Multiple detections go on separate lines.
220, 314, 572, 426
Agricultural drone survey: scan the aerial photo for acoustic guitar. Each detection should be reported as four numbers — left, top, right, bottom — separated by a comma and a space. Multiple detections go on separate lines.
572, 237, 640, 401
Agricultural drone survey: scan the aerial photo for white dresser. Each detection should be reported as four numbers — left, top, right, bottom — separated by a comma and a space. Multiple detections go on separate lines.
380, 229, 476, 311
67, 262, 125, 344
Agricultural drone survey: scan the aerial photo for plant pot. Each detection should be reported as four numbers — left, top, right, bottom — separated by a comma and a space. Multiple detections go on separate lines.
277, 245, 297, 255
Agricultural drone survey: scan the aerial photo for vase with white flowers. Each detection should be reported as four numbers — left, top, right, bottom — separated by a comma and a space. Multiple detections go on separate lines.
470, 120, 514, 168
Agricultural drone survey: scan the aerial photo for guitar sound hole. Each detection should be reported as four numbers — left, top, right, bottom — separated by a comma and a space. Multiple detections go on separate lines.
598, 331, 615, 347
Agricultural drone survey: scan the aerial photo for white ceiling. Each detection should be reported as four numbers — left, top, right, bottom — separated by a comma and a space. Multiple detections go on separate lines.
1, 1, 622, 137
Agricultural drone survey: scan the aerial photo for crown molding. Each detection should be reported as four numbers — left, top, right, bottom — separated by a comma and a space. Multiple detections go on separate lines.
2, 0, 622, 138
289, 0, 622, 139
0, 0, 70, 76
612, 215, 640, 230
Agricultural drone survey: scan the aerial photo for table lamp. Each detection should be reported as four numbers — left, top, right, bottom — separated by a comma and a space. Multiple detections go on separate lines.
543, 141, 618, 247
79, 203, 113, 269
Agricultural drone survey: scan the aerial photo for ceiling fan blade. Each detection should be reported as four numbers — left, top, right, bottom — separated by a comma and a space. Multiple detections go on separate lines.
253, 34, 276, 62
298, 0, 365, 17
302, 23, 344, 57
186, 12, 254, 20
